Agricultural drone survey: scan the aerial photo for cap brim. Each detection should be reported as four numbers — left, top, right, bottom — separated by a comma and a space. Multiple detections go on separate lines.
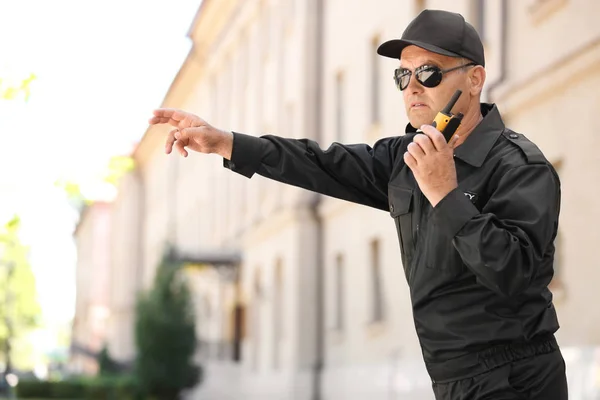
377, 39, 461, 60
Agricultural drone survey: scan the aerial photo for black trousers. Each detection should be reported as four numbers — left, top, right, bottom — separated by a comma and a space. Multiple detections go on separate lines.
431, 350, 568, 400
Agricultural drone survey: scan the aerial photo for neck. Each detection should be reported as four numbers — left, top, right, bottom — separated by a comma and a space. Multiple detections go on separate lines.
452, 102, 483, 149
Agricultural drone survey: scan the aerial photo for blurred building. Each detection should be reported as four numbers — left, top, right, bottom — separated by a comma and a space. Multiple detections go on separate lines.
70, 202, 112, 375
104, 171, 143, 365
88, 0, 600, 399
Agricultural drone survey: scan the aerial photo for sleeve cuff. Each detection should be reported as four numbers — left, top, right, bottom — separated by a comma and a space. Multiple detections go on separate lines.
222, 132, 266, 178
432, 187, 480, 238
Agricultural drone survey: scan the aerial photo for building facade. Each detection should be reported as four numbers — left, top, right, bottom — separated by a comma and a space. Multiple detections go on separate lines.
94, 0, 600, 399
70, 202, 112, 375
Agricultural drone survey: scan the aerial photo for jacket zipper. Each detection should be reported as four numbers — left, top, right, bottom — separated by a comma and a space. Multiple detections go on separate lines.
409, 191, 426, 284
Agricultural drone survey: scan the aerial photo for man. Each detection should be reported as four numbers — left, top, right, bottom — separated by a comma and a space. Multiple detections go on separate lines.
149, 9, 568, 400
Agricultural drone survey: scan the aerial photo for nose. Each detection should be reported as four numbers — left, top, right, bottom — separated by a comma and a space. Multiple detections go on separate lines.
403, 74, 423, 105
406, 72, 423, 95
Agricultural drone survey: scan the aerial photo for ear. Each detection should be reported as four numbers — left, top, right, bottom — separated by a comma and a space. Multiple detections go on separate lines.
469, 66, 486, 96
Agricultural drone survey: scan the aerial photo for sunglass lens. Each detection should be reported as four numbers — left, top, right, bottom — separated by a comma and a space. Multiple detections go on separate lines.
394, 70, 410, 91
400, 74, 411, 90
417, 67, 442, 88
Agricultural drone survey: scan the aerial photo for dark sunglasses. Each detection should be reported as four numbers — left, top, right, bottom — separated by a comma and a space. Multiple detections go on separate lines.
393, 62, 477, 91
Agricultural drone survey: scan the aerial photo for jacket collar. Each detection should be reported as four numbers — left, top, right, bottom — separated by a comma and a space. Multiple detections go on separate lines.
405, 103, 505, 167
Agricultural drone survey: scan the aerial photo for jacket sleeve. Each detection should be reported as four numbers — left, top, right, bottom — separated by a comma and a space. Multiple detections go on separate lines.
223, 132, 406, 211
431, 164, 561, 297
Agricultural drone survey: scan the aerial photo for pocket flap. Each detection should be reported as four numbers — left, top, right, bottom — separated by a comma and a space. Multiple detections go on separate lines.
388, 185, 413, 217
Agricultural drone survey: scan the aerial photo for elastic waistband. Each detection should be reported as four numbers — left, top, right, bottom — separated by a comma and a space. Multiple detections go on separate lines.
425, 334, 559, 384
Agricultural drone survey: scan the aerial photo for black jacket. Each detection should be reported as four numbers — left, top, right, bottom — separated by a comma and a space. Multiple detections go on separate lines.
224, 103, 561, 381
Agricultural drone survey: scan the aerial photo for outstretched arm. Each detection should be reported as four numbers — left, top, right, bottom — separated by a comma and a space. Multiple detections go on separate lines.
224, 132, 405, 211
149, 108, 407, 212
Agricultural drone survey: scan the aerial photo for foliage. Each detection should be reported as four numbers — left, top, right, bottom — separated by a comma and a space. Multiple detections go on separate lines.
15, 374, 141, 399
97, 345, 120, 376
0, 73, 36, 102
54, 154, 135, 211
102, 155, 135, 186
0, 216, 42, 371
53, 179, 90, 211
134, 258, 202, 399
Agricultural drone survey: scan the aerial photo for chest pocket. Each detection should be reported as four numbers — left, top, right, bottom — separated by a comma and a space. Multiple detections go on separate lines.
388, 184, 415, 272
423, 209, 465, 277
424, 224, 460, 273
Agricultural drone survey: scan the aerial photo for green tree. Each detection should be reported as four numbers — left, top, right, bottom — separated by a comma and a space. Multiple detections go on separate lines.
0, 73, 36, 102
54, 155, 136, 212
134, 256, 202, 399
102, 155, 135, 186
0, 216, 42, 374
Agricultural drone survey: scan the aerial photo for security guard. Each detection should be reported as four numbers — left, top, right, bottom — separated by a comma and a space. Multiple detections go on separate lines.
150, 9, 568, 400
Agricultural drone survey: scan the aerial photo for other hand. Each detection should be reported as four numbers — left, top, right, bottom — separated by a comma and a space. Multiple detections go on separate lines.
403, 125, 459, 207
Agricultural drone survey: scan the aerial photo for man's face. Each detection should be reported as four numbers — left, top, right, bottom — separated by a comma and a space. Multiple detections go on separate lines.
399, 45, 472, 129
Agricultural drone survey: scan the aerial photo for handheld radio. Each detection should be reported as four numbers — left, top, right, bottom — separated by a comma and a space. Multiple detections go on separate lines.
431, 89, 463, 142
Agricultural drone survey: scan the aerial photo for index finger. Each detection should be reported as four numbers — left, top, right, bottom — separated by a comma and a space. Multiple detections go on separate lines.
165, 128, 178, 154
420, 124, 447, 151
148, 108, 188, 127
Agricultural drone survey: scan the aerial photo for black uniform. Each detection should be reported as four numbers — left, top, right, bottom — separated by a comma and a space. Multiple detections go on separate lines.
224, 103, 568, 399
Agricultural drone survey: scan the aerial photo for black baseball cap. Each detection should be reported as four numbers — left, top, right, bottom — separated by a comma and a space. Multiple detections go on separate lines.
377, 9, 485, 67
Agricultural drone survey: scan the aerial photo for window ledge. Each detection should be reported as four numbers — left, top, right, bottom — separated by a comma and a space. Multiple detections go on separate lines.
528, 0, 568, 26
366, 320, 387, 339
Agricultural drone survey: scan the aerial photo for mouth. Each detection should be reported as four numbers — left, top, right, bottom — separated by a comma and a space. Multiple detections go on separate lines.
410, 102, 428, 109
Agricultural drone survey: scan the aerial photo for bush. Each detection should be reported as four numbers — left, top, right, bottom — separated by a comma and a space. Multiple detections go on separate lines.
15, 374, 141, 399
15, 379, 52, 398
16, 378, 85, 398
98, 345, 121, 376
134, 258, 202, 399
85, 375, 141, 400
50, 380, 86, 398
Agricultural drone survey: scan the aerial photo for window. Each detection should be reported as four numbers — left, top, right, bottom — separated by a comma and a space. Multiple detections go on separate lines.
240, 34, 249, 95
210, 75, 218, 124
252, 267, 262, 370
273, 259, 283, 368
370, 36, 381, 125
203, 295, 212, 319
231, 303, 246, 362
549, 160, 564, 298
370, 239, 385, 323
553, 232, 562, 277
549, 231, 564, 292
334, 254, 345, 331
261, 2, 271, 60
286, 0, 296, 24
472, 0, 486, 42
286, 102, 295, 138
335, 72, 345, 142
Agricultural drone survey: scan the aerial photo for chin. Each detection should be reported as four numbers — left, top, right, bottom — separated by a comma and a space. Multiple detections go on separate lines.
408, 111, 434, 130
409, 117, 429, 130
